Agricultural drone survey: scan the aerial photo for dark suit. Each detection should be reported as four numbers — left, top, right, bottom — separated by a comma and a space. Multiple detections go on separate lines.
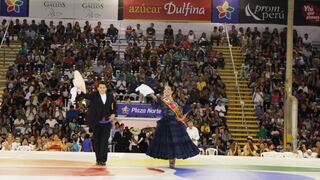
77, 91, 117, 163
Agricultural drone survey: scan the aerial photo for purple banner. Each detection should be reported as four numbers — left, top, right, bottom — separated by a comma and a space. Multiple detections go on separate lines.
117, 103, 162, 117
212, 0, 239, 23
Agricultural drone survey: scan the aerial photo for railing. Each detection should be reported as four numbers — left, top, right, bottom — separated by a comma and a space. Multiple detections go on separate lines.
224, 24, 248, 136
0, 21, 10, 67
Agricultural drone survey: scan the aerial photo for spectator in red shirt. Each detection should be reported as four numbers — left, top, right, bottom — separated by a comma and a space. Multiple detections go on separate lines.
64, 54, 75, 69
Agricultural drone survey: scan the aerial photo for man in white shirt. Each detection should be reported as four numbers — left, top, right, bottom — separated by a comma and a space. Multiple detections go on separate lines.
14, 116, 25, 134
186, 121, 200, 146
303, 33, 312, 46
45, 115, 58, 129
214, 100, 226, 117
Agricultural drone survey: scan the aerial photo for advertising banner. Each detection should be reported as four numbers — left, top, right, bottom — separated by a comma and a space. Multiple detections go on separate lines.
0, 0, 29, 17
29, 0, 74, 19
29, 0, 118, 20
117, 103, 162, 117
239, 0, 287, 25
212, 0, 239, 23
74, 0, 118, 20
294, 0, 320, 26
123, 0, 212, 22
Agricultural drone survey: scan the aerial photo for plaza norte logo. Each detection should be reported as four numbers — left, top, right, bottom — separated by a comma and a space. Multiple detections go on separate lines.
216, 1, 235, 20
239, 0, 287, 24
5, 0, 24, 13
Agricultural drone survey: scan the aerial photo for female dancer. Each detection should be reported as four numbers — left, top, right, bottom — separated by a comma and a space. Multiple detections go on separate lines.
146, 84, 199, 168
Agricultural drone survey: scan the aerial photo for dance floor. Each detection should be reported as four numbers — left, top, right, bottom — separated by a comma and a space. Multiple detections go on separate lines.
0, 151, 319, 180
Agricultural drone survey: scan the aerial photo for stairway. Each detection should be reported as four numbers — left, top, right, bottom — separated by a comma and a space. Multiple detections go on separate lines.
214, 46, 259, 147
0, 41, 21, 103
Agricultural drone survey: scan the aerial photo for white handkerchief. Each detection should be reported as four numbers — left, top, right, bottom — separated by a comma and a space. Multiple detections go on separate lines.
70, 87, 78, 103
135, 84, 154, 97
73, 70, 86, 94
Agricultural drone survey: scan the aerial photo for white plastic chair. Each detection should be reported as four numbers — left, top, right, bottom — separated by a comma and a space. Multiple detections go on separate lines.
198, 148, 205, 155
206, 148, 218, 155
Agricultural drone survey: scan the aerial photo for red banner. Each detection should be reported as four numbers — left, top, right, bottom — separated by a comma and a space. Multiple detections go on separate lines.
123, 0, 212, 22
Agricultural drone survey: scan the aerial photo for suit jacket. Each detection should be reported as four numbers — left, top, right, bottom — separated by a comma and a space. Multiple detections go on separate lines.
77, 91, 117, 126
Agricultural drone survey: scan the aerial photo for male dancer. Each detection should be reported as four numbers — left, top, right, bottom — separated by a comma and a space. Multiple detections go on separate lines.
77, 81, 117, 166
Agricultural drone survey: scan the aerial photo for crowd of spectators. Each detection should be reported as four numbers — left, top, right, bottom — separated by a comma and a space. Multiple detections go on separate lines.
0, 19, 229, 153
240, 26, 320, 157
0, 19, 319, 158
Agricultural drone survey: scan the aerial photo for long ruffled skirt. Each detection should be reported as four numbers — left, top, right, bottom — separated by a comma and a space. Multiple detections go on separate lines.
146, 118, 199, 160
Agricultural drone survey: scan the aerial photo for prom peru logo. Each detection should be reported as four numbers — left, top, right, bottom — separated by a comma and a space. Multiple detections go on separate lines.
212, 0, 239, 23
1, 0, 28, 17
239, 0, 287, 24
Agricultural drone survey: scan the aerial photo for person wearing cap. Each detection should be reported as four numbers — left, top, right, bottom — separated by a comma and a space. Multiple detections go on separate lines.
186, 121, 200, 146
76, 81, 117, 166
243, 136, 258, 156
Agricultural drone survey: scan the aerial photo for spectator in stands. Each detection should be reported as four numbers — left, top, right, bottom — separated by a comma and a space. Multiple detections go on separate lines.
13, 115, 25, 134
125, 25, 133, 43
164, 25, 174, 43
12, 136, 21, 151
17, 137, 32, 151
187, 30, 196, 43
228, 25, 239, 46
66, 105, 78, 121
175, 29, 184, 44
135, 24, 144, 43
116, 76, 127, 94
1, 133, 13, 151
47, 134, 63, 151
243, 136, 258, 156
186, 121, 200, 146
45, 115, 58, 130
106, 24, 119, 43
214, 100, 226, 118
146, 23, 156, 42
82, 134, 93, 152
228, 139, 242, 156
113, 124, 130, 152
211, 26, 220, 46
41, 123, 52, 136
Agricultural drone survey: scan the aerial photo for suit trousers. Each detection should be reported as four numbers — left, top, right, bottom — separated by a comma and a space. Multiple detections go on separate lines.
92, 123, 112, 163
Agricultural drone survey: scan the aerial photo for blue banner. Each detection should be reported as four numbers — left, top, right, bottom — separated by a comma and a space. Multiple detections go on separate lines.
1, 0, 29, 17
117, 103, 162, 117
212, 0, 239, 23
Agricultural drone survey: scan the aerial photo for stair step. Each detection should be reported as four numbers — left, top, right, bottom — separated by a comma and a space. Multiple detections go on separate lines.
226, 115, 257, 119
227, 95, 252, 98
0, 55, 16, 58
232, 137, 259, 142
231, 133, 257, 137
227, 88, 251, 91
215, 48, 242, 52
227, 119, 257, 123
213, 46, 241, 50
228, 107, 255, 111
228, 103, 254, 107
223, 79, 248, 83
228, 99, 254, 103
227, 113, 256, 116
229, 128, 258, 132
226, 92, 251, 95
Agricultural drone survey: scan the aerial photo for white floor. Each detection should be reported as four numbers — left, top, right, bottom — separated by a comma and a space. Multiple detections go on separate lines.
0, 151, 319, 180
